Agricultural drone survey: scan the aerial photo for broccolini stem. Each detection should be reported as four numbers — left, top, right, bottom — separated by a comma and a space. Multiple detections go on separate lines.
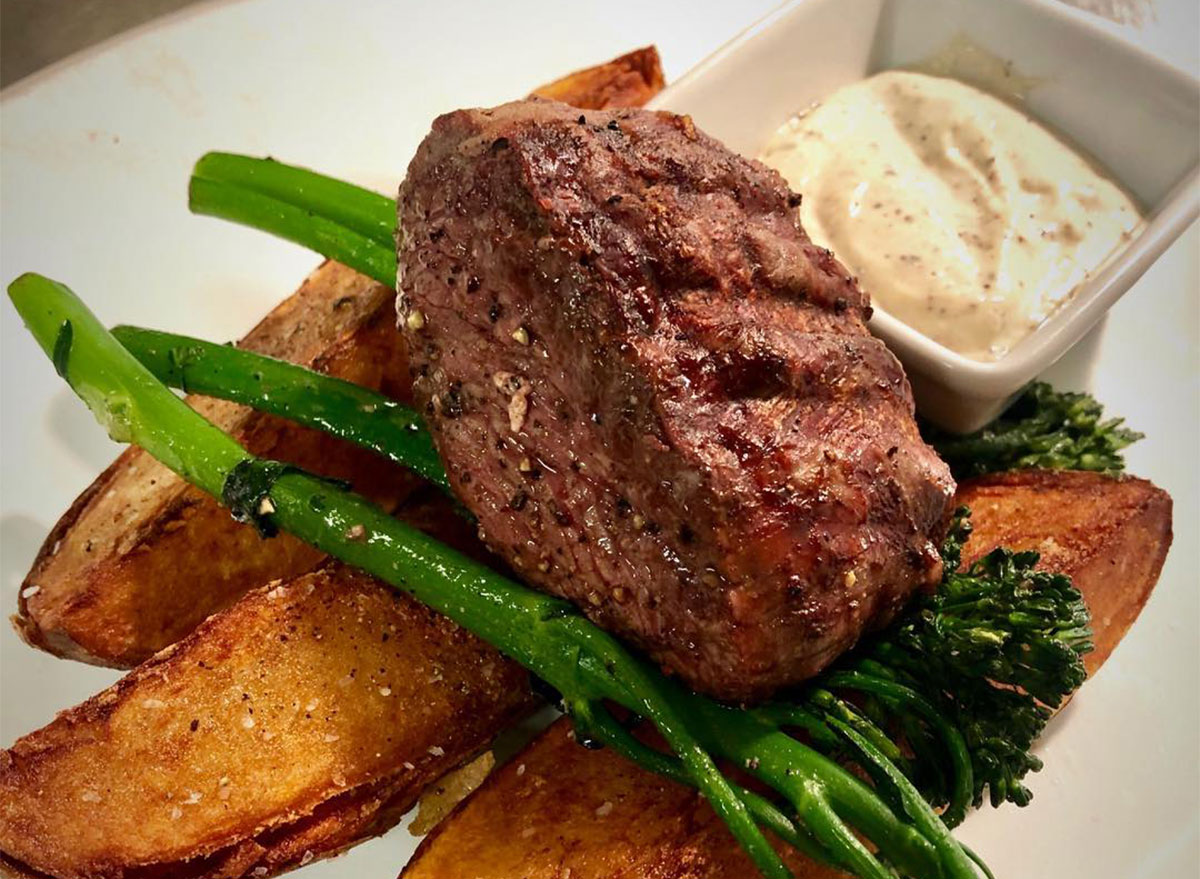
829, 719, 976, 878
193, 152, 397, 247
10, 273, 983, 879
824, 669, 975, 827
190, 154, 397, 287
111, 325, 447, 491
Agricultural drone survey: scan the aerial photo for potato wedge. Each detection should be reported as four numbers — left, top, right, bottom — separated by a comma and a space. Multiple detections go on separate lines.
14, 260, 424, 668
957, 469, 1172, 673
405, 715, 826, 879
531, 46, 665, 109
0, 525, 533, 879
401, 470, 1172, 878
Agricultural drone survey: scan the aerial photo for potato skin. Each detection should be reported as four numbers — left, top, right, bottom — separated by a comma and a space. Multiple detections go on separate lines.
401, 469, 1172, 878
957, 469, 1172, 674
0, 559, 533, 879
531, 46, 665, 109
14, 260, 423, 668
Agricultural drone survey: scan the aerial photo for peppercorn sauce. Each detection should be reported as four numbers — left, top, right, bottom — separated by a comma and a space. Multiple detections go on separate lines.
760, 71, 1142, 362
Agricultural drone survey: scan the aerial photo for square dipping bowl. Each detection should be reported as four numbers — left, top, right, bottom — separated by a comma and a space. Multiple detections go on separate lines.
649, 0, 1199, 431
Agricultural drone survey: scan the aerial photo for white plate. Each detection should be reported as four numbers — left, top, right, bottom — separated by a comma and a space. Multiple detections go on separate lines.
0, 1, 1196, 877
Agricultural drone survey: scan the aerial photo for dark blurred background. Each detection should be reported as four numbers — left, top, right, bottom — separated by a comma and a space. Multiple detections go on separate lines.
2, 0, 201, 87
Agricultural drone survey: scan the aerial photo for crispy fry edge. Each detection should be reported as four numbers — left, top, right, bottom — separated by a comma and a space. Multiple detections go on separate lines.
531, 45, 665, 109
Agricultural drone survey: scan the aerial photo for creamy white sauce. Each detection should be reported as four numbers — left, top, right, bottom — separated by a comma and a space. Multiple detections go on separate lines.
759, 70, 1142, 361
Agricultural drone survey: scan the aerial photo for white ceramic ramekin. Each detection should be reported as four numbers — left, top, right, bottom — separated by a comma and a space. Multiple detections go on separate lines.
649, 0, 1199, 431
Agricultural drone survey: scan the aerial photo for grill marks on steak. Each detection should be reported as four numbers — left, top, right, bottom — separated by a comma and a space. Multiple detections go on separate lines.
397, 99, 955, 701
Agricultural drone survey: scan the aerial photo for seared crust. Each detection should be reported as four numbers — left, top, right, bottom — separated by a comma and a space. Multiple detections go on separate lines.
397, 98, 954, 700
14, 261, 422, 668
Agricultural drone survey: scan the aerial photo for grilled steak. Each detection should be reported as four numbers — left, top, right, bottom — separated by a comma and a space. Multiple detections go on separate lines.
396, 99, 955, 701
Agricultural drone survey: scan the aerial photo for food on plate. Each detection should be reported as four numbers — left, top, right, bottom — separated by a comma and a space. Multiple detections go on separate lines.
531, 45, 665, 108
397, 98, 954, 701
956, 468, 1170, 673
759, 71, 1143, 361
924, 380, 1144, 479
402, 467, 1172, 879
0, 551, 532, 879
14, 260, 421, 668
17, 270, 1001, 877
0, 39, 1177, 879
11, 46, 668, 673
2, 461, 1164, 879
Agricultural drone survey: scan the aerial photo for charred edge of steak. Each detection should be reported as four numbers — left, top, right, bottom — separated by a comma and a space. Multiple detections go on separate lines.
396, 98, 954, 701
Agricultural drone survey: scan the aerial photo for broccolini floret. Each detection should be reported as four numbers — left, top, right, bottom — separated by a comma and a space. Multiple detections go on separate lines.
800, 509, 1093, 829
925, 382, 1143, 478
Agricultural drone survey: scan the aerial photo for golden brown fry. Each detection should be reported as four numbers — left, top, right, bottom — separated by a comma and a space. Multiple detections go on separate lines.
531, 46, 665, 109
14, 260, 424, 668
401, 470, 1172, 878
404, 716, 831, 879
0, 553, 532, 879
957, 469, 1172, 673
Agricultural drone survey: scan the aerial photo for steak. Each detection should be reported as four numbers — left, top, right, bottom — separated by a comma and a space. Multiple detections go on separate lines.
396, 98, 955, 701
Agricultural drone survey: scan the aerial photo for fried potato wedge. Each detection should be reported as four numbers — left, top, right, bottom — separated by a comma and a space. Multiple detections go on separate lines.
405, 715, 825, 879
402, 470, 1172, 878
957, 469, 1172, 674
14, 260, 424, 668
0, 551, 532, 879
404, 710, 843, 879
531, 46, 665, 109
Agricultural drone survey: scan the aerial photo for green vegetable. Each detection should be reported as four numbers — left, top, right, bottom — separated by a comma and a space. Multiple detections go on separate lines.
925, 382, 1143, 478
812, 510, 1092, 825
190, 152, 397, 287
11, 272, 986, 879
110, 325, 447, 491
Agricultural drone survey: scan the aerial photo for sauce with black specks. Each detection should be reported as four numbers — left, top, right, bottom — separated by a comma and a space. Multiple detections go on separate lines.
760, 71, 1142, 361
